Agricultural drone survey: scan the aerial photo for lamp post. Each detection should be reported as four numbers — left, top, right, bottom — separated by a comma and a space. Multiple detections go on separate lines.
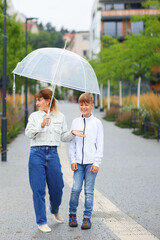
1, 0, 7, 162
25, 17, 38, 127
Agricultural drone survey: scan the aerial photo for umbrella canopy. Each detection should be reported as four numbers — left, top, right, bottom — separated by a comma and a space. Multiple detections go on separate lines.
13, 47, 100, 94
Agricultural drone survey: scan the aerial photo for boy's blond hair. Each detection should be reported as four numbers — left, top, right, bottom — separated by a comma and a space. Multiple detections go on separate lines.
78, 93, 94, 104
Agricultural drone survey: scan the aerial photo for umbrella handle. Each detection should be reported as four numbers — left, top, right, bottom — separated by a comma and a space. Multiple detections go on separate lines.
64, 39, 67, 49
47, 84, 56, 116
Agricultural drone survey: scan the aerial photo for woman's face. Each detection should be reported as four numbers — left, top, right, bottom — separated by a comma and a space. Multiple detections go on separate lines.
36, 97, 50, 112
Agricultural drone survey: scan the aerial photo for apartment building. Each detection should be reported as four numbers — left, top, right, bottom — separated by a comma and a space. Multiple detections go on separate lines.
90, 0, 158, 59
67, 31, 90, 58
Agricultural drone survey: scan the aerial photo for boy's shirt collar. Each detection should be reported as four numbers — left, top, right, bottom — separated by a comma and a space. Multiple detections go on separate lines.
80, 114, 93, 120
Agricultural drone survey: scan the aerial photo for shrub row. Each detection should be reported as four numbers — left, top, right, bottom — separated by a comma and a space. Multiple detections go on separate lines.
104, 93, 160, 140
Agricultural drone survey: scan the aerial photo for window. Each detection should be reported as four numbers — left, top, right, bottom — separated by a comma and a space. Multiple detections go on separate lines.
114, 4, 124, 10
105, 3, 144, 10
125, 3, 143, 9
105, 4, 113, 10
83, 35, 87, 40
83, 50, 87, 56
92, 11, 95, 19
103, 21, 122, 37
131, 21, 144, 34
104, 21, 116, 37
105, 3, 124, 10
92, 29, 95, 40
117, 22, 123, 36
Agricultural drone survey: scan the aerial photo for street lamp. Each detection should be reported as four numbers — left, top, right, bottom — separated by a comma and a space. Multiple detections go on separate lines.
25, 17, 38, 127
1, 0, 7, 162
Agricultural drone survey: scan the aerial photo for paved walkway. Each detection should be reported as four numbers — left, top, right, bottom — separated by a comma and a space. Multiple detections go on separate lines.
0, 102, 159, 240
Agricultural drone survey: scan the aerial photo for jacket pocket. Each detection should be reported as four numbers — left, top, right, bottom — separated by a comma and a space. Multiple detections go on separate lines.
53, 123, 62, 141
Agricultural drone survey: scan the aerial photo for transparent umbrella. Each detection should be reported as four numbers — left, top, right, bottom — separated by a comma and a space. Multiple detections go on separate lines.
13, 47, 100, 90
13, 46, 100, 113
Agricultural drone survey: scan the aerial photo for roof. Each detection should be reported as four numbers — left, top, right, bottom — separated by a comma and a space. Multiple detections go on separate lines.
63, 33, 75, 41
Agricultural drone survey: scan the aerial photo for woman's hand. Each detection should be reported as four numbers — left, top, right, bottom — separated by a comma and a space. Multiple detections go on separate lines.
71, 163, 78, 171
41, 117, 50, 128
71, 130, 86, 137
90, 165, 99, 173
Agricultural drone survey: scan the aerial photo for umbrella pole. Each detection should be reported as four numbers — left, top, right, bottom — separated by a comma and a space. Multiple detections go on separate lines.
47, 84, 56, 115
47, 40, 67, 116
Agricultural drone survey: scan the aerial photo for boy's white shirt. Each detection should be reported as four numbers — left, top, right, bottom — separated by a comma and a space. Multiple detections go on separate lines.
69, 114, 104, 167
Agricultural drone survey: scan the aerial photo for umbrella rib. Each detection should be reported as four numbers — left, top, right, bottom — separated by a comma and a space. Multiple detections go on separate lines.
80, 60, 87, 92
51, 49, 66, 85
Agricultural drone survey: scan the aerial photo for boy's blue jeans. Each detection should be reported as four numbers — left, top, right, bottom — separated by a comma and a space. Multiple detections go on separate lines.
28, 146, 64, 225
69, 163, 97, 219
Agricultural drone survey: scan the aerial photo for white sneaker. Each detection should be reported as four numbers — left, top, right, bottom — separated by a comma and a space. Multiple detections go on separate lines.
53, 212, 64, 223
38, 224, 51, 232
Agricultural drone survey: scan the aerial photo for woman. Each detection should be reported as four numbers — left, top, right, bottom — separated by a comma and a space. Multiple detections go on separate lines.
25, 88, 84, 233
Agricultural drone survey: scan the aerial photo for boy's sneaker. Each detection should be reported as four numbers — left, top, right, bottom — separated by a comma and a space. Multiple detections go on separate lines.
38, 224, 51, 232
53, 212, 64, 223
81, 218, 91, 230
69, 214, 78, 227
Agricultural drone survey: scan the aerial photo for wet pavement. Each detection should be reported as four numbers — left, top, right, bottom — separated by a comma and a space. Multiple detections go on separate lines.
0, 101, 159, 240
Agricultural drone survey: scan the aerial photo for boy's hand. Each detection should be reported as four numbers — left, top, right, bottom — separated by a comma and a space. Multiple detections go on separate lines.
90, 165, 99, 173
71, 130, 86, 137
71, 163, 78, 171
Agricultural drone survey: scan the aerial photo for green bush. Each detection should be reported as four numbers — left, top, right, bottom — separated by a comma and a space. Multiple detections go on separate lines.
103, 107, 120, 122
0, 102, 24, 147
115, 112, 131, 128
7, 120, 24, 144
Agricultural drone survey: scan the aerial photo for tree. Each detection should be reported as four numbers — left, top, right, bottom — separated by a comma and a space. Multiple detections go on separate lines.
0, 3, 26, 93
143, 0, 160, 9
29, 22, 64, 49
46, 22, 56, 32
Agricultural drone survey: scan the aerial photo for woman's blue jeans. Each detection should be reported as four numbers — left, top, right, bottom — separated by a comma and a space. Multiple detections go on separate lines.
69, 163, 97, 219
28, 146, 64, 225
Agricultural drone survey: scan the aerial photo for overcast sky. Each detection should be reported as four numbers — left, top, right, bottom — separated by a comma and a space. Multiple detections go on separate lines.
11, 0, 95, 31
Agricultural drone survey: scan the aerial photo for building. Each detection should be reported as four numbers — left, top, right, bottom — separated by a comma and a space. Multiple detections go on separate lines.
7, 0, 39, 34
67, 31, 90, 58
63, 33, 75, 44
90, 0, 158, 59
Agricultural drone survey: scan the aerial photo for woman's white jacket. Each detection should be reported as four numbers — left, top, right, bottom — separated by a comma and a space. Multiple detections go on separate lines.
25, 110, 74, 146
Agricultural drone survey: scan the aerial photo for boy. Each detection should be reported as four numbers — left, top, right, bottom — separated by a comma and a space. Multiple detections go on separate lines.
68, 93, 104, 230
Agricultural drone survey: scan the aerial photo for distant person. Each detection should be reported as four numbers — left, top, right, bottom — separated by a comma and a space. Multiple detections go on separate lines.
25, 88, 85, 233
68, 93, 104, 230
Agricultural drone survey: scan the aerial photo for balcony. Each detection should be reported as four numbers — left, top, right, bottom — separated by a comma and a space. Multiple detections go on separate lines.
101, 8, 158, 20
99, 0, 145, 3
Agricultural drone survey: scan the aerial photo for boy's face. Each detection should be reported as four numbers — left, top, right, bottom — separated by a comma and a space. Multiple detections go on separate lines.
79, 101, 94, 118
